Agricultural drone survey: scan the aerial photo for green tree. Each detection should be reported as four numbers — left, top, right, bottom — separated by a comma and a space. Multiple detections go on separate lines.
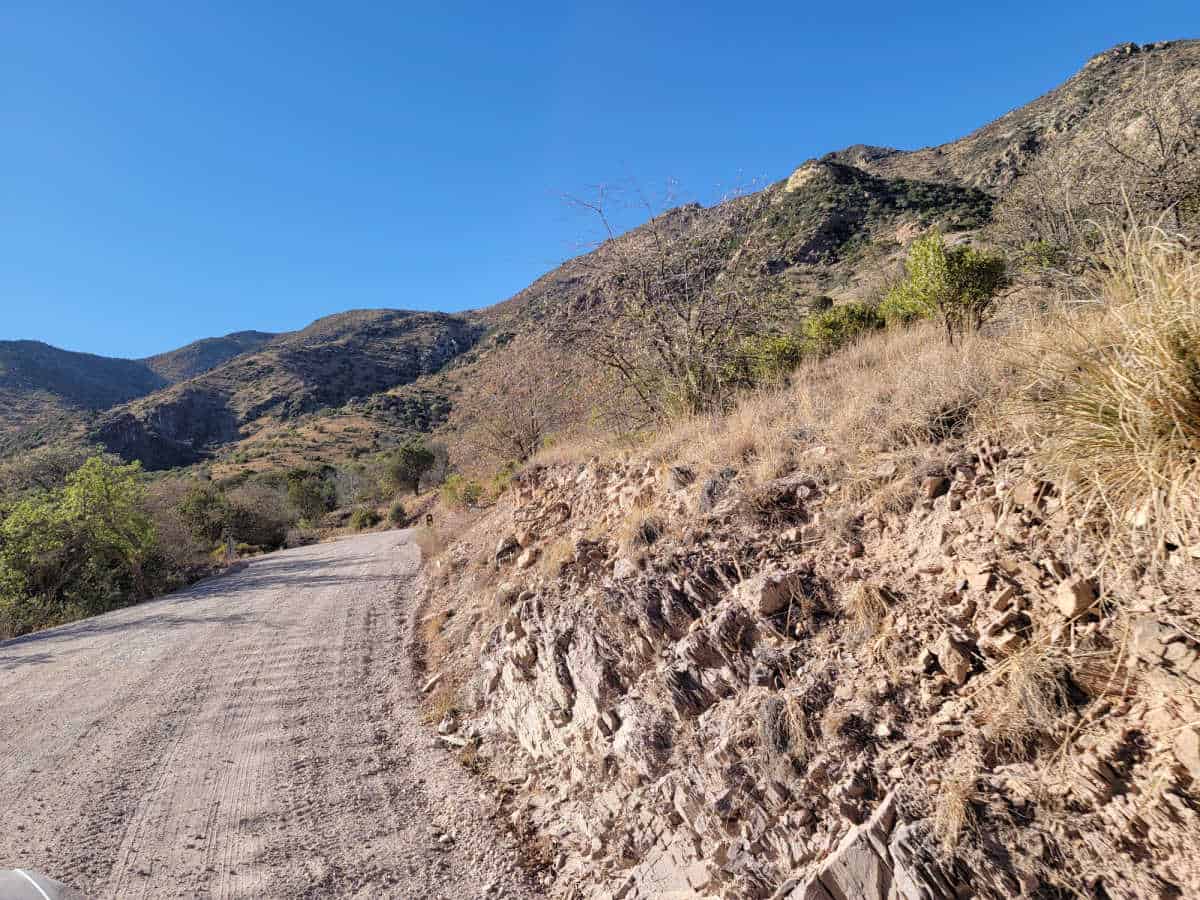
382, 440, 435, 495
178, 483, 231, 544
0, 456, 158, 636
286, 471, 334, 523
882, 230, 1008, 342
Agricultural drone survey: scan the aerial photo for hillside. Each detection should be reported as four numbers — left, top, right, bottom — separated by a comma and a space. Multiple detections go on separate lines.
0, 331, 277, 456
92, 309, 484, 469
142, 330, 277, 382
3, 39, 1197, 477
827, 39, 1200, 189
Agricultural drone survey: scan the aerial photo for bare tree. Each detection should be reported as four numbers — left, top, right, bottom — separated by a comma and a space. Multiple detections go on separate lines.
551, 184, 776, 419
453, 334, 589, 465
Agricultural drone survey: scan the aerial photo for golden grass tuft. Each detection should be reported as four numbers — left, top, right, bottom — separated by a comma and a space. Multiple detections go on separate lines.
843, 582, 890, 640
537, 534, 576, 575
933, 753, 980, 851
1012, 226, 1200, 556
975, 638, 1072, 752
616, 508, 666, 556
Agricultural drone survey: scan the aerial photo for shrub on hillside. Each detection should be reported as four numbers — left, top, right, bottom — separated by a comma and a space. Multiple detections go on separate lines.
442, 474, 483, 509
381, 439, 436, 495
737, 332, 809, 383
801, 303, 884, 356
226, 483, 294, 549
0, 457, 161, 637
350, 507, 381, 531
388, 500, 406, 525
286, 469, 336, 523
884, 231, 1007, 342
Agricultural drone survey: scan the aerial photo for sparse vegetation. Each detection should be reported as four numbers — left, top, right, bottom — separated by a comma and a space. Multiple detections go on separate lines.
350, 506, 381, 531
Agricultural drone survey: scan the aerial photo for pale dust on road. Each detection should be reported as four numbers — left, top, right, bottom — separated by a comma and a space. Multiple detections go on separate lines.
0, 530, 535, 899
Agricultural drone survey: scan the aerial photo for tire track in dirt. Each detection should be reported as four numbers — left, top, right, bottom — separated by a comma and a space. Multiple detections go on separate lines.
0, 531, 535, 899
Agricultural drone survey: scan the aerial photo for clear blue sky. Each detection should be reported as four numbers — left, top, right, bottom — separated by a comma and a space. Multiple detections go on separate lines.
2, 3, 1195, 358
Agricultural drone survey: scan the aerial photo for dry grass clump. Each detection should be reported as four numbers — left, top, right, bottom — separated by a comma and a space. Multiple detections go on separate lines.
1013, 226, 1200, 555
933, 752, 981, 851
975, 638, 1074, 753
616, 508, 666, 555
843, 582, 890, 640
412, 525, 448, 562
538, 534, 575, 575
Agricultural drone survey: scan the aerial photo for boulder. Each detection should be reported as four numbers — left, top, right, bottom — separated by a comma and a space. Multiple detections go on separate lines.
698, 468, 738, 513
1056, 577, 1097, 618
932, 631, 973, 685
736, 569, 804, 617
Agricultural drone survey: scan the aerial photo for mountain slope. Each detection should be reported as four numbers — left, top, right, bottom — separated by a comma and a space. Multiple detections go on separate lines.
142, 330, 277, 382
0, 340, 168, 410
92, 309, 484, 469
826, 39, 1200, 189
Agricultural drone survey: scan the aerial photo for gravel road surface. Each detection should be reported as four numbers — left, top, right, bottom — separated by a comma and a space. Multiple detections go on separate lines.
0, 531, 533, 899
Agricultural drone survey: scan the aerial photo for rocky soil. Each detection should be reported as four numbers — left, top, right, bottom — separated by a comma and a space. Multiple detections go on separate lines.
420, 439, 1200, 899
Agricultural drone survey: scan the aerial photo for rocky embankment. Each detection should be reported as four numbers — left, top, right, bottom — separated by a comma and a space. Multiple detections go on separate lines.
421, 440, 1200, 899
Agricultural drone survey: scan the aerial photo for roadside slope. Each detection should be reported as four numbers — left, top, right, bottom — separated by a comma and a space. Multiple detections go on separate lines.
0, 531, 532, 899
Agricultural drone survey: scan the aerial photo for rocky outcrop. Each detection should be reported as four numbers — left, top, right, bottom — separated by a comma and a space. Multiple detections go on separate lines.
422, 434, 1200, 899
92, 387, 240, 469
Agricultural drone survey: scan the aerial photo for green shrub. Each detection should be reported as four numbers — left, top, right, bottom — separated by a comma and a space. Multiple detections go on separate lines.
381, 439, 436, 495
737, 332, 808, 383
230, 484, 295, 549
802, 303, 884, 355
286, 471, 335, 523
350, 507, 381, 531
442, 475, 483, 508
0, 457, 160, 637
887, 230, 1007, 341
388, 500, 407, 525
878, 288, 929, 328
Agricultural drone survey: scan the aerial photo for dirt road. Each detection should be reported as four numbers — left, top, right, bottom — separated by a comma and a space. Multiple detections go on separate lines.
0, 531, 533, 899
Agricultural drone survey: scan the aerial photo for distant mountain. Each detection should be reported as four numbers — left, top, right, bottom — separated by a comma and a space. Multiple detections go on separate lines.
143, 331, 277, 382
0, 340, 167, 410
0, 330, 282, 455
91, 310, 484, 469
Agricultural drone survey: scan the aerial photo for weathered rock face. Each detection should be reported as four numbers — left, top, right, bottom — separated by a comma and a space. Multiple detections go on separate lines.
425, 438, 1200, 900
92, 387, 240, 469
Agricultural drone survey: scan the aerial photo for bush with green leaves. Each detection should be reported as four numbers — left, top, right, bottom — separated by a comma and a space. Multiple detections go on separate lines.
350, 507, 381, 531
0, 457, 161, 637
737, 332, 808, 383
883, 230, 1007, 341
388, 500, 407, 525
801, 303, 884, 355
381, 439, 436, 495
286, 469, 336, 523
442, 474, 484, 509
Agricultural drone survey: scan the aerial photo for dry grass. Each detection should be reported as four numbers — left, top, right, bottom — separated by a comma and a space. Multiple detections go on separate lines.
933, 753, 980, 851
565, 322, 1014, 501
615, 507, 665, 556
1012, 226, 1200, 557
843, 582, 890, 640
538, 534, 575, 576
412, 525, 448, 562
974, 638, 1073, 753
